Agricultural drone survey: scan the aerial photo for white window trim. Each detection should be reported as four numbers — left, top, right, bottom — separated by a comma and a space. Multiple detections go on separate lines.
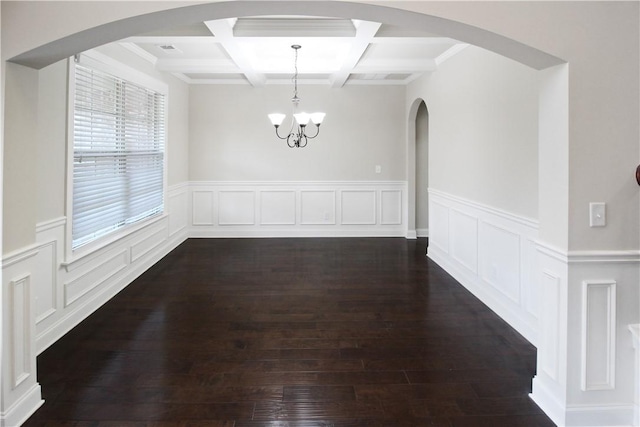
64, 50, 169, 264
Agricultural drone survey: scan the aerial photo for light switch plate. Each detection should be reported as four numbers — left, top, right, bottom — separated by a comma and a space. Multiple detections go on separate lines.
589, 202, 606, 227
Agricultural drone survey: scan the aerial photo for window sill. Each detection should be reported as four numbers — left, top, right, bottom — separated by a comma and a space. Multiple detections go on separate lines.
62, 213, 168, 273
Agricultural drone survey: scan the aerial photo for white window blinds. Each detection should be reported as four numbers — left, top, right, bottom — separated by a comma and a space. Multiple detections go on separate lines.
72, 62, 165, 249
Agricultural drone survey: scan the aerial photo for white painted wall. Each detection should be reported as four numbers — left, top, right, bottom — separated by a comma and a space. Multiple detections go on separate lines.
398, 0, 640, 252
36, 61, 67, 223
3, 63, 38, 254
10, 42, 191, 255
408, 45, 539, 220
189, 84, 405, 182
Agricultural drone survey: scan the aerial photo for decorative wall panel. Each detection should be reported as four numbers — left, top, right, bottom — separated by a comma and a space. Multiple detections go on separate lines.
260, 191, 296, 225
479, 222, 521, 303
427, 189, 539, 345
301, 190, 336, 225
540, 271, 561, 381
581, 280, 616, 391
64, 249, 128, 307
429, 199, 449, 254
192, 190, 214, 225
168, 188, 188, 236
33, 241, 57, 325
218, 191, 255, 225
189, 182, 406, 237
130, 224, 168, 263
341, 190, 376, 225
381, 190, 402, 225
10, 274, 31, 388
450, 209, 478, 274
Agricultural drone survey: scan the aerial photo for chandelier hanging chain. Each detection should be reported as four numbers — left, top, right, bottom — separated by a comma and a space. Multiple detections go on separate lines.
292, 45, 299, 104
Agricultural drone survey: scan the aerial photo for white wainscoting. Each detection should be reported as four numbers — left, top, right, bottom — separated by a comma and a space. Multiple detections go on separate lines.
427, 189, 539, 345
2, 180, 406, 425
581, 280, 616, 391
189, 181, 407, 238
31, 184, 189, 354
6, 181, 639, 427
630, 324, 640, 426
531, 244, 640, 427
2, 246, 44, 426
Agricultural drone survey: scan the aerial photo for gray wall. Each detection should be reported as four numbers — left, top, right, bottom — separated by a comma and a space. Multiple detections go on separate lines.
189, 84, 406, 182
3, 45, 190, 254
408, 46, 539, 220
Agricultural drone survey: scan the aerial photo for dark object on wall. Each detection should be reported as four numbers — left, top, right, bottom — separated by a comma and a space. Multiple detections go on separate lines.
636, 165, 640, 186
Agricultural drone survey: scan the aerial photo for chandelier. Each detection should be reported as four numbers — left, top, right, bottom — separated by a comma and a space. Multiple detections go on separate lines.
268, 45, 325, 148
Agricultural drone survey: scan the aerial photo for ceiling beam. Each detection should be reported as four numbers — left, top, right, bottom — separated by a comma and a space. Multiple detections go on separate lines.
353, 59, 437, 74
233, 18, 356, 37
435, 44, 470, 66
204, 19, 266, 87
120, 36, 219, 45
368, 37, 459, 45
155, 58, 239, 73
330, 20, 381, 88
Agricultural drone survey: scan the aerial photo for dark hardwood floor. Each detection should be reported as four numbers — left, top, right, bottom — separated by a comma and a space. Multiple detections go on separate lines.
24, 238, 555, 426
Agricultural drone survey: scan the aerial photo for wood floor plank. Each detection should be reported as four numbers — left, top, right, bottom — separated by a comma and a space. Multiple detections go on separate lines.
24, 238, 555, 426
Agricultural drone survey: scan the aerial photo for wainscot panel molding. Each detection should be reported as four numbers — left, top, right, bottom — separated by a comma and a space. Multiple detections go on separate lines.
168, 184, 189, 237
629, 324, 640, 426
381, 190, 402, 226
188, 181, 408, 238
260, 191, 296, 225
0, 184, 189, 426
531, 241, 640, 427
428, 191, 640, 426
581, 280, 616, 391
429, 199, 449, 254
2, 247, 44, 426
427, 189, 539, 345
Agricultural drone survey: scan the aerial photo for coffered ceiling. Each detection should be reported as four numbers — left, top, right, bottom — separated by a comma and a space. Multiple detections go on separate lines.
118, 16, 468, 86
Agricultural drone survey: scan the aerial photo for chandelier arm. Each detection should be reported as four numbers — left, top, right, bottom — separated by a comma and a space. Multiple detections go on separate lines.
286, 132, 298, 148
305, 124, 321, 139
299, 133, 308, 148
274, 126, 289, 140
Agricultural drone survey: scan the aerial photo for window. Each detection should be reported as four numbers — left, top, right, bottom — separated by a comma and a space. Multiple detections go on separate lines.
72, 59, 166, 250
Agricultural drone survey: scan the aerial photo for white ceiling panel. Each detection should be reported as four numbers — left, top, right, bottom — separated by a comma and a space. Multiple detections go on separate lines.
117, 16, 468, 86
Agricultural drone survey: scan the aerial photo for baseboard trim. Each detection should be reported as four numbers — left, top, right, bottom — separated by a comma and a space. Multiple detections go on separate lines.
0, 384, 43, 427
565, 403, 636, 427
530, 376, 566, 427
532, 372, 638, 427
189, 229, 406, 239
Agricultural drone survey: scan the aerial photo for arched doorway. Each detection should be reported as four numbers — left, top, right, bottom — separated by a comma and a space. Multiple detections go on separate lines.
2, 3, 575, 426
415, 101, 429, 239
